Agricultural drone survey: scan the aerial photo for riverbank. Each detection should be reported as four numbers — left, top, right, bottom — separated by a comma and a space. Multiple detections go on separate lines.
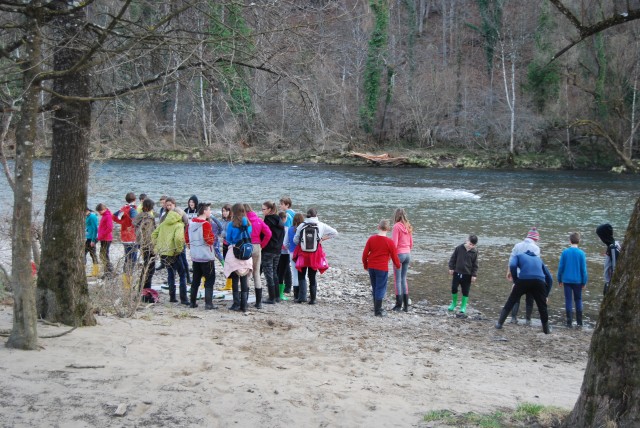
0, 266, 592, 427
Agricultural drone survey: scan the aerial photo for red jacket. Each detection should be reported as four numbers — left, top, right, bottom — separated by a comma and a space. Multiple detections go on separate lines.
98, 208, 114, 241
362, 235, 401, 272
113, 204, 137, 243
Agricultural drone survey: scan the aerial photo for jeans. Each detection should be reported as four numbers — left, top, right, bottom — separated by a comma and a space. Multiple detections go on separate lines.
123, 243, 138, 274
394, 253, 410, 295
99, 241, 113, 273
563, 283, 583, 312
139, 249, 156, 290
261, 252, 280, 290
162, 254, 187, 301
369, 268, 389, 300
85, 239, 98, 264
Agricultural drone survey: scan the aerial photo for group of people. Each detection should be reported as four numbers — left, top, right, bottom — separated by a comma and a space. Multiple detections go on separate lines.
86, 194, 620, 329
85, 193, 339, 312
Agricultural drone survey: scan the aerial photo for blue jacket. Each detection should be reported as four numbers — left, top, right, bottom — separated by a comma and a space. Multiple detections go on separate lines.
86, 212, 98, 242
510, 251, 553, 296
557, 246, 588, 286
225, 217, 253, 245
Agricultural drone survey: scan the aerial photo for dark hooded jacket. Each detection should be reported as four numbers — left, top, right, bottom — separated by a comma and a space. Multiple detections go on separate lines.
596, 223, 620, 282
263, 214, 285, 254
185, 195, 199, 220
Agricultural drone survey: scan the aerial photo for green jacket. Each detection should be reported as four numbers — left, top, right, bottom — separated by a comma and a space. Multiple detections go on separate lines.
151, 210, 185, 256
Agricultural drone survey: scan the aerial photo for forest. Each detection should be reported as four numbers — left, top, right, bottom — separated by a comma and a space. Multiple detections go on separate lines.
1, 0, 640, 171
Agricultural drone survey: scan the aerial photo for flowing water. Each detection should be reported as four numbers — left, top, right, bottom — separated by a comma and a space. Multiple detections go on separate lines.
2, 160, 639, 326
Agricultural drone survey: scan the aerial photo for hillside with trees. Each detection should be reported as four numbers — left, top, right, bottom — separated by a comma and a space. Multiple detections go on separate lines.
1, 0, 639, 170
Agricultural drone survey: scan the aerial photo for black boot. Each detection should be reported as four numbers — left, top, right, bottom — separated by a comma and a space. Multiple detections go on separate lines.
263, 284, 276, 304
169, 293, 177, 303
566, 311, 573, 328
189, 284, 198, 308
392, 295, 402, 312
204, 287, 214, 310
308, 283, 317, 305
297, 280, 307, 303
374, 300, 386, 317
576, 310, 583, 327
525, 305, 533, 326
542, 322, 551, 334
402, 295, 409, 312
240, 292, 249, 313
510, 301, 520, 324
254, 288, 263, 309
229, 292, 240, 311
495, 307, 509, 329
293, 286, 299, 300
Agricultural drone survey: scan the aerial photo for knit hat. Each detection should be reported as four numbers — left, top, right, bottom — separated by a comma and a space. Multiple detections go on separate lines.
526, 227, 539, 241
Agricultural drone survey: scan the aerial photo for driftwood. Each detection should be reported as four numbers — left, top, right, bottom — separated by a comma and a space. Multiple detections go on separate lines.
349, 152, 409, 166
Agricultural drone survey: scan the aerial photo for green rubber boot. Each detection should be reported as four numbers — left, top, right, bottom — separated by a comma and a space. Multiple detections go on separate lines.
448, 294, 458, 311
460, 296, 469, 313
278, 284, 289, 301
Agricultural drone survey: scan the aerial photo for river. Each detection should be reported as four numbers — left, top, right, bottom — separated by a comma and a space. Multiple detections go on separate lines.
2, 160, 639, 326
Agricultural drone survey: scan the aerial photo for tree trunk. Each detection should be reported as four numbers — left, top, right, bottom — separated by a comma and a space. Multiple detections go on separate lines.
36, 3, 96, 327
6, 15, 42, 350
564, 196, 640, 427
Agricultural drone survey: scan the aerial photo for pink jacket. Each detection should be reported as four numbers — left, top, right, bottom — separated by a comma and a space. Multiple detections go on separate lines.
246, 211, 272, 248
98, 208, 114, 242
392, 222, 413, 254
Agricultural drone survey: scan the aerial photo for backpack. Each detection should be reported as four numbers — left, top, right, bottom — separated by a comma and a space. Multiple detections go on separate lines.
141, 288, 159, 303
299, 223, 320, 252
232, 225, 253, 260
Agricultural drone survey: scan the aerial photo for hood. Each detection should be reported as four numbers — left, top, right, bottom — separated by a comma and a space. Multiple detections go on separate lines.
246, 211, 260, 223
524, 250, 538, 257
395, 222, 409, 234
164, 210, 182, 225
264, 214, 282, 228
596, 223, 615, 247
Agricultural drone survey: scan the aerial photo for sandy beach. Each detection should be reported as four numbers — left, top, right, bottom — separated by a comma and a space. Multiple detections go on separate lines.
0, 265, 592, 427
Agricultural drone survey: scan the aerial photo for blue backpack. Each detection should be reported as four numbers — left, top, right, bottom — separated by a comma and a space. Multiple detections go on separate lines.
232, 225, 253, 260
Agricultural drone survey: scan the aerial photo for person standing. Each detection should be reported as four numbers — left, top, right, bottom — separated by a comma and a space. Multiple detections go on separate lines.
161, 197, 190, 285
95, 203, 114, 277
245, 204, 271, 308
152, 210, 188, 304
113, 192, 138, 289
186, 202, 217, 310
293, 207, 338, 304
279, 196, 295, 227
288, 213, 305, 300
362, 219, 401, 317
224, 203, 254, 312
85, 208, 99, 277
506, 227, 541, 324
557, 232, 588, 327
495, 250, 553, 334
391, 208, 413, 312
261, 201, 285, 304
595, 223, 621, 295
134, 198, 156, 293
447, 235, 479, 314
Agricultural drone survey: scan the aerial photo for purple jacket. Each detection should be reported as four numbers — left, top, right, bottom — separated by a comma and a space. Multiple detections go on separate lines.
246, 210, 272, 248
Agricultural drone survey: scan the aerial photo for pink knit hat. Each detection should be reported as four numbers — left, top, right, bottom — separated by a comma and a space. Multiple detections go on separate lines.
526, 227, 540, 241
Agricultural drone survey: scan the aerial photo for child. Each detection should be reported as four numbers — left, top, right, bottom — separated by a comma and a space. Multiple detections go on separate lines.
95, 203, 114, 276
277, 211, 292, 300
557, 232, 588, 327
288, 213, 305, 299
362, 219, 401, 317
447, 235, 479, 314
186, 202, 217, 310
85, 208, 99, 277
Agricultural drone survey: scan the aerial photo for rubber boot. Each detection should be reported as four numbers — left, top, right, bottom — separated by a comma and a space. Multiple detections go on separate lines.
510, 301, 520, 324
297, 280, 307, 303
392, 295, 402, 312
402, 294, 409, 312
90, 264, 99, 277
460, 296, 469, 314
219, 277, 232, 291
374, 300, 386, 317
278, 284, 289, 301
495, 307, 509, 329
122, 274, 131, 291
309, 283, 317, 305
240, 292, 249, 313
542, 321, 551, 334
525, 305, 533, 326
293, 286, 299, 300
228, 281, 240, 311
576, 310, 583, 327
254, 288, 263, 309
566, 311, 573, 328
447, 293, 458, 311
264, 284, 276, 304
189, 283, 199, 308
204, 287, 214, 310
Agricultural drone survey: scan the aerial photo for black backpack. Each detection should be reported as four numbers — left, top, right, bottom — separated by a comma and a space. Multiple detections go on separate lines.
299, 223, 320, 252
232, 225, 253, 260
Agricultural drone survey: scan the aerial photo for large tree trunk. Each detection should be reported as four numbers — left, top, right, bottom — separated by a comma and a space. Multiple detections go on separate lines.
6, 15, 42, 350
36, 3, 95, 327
565, 196, 640, 426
